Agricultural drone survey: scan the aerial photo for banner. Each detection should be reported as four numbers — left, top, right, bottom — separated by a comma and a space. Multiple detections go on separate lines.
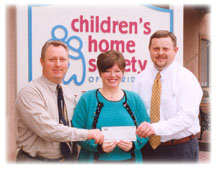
17, 5, 177, 95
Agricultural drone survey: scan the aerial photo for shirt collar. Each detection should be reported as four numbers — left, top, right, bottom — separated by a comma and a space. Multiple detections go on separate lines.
152, 61, 176, 81
41, 75, 62, 93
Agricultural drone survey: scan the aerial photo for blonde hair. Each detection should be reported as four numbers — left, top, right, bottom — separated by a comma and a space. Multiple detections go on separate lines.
41, 40, 69, 59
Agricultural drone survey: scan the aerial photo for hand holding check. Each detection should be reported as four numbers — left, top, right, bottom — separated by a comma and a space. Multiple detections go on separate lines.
136, 122, 155, 138
88, 129, 104, 144
88, 123, 155, 152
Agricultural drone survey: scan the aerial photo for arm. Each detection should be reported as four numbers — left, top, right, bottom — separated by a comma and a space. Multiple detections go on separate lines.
137, 73, 203, 137
72, 93, 103, 152
16, 87, 88, 142
133, 94, 150, 151
126, 93, 150, 151
153, 78, 203, 136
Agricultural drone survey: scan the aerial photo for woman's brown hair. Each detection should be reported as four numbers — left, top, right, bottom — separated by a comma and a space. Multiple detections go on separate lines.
97, 50, 126, 76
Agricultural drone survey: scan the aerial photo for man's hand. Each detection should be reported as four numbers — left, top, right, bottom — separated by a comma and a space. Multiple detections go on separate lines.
87, 129, 104, 144
136, 122, 155, 138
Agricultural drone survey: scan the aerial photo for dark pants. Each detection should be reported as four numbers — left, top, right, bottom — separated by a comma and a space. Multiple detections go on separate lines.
141, 138, 199, 162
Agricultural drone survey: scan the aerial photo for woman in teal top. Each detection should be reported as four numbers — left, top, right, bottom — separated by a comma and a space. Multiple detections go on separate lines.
72, 50, 150, 163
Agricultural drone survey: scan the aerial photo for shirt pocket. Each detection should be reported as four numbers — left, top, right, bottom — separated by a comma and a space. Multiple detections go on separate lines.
161, 93, 177, 120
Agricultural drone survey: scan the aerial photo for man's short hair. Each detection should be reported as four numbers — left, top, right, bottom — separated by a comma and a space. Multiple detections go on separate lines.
41, 40, 69, 59
149, 30, 177, 49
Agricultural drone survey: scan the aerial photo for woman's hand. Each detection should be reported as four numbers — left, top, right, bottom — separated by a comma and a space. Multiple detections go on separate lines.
117, 140, 133, 152
102, 141, 118, 153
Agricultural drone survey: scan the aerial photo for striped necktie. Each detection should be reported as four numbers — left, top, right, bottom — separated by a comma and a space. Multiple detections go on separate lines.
149, 72, 161, 150
57, 85, 78, 159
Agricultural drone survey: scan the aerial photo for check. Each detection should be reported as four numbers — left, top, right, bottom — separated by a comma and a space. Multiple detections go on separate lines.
102, 126, 137, 142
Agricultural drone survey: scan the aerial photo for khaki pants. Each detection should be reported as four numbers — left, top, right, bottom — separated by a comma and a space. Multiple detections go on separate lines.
16, 150, 65, 163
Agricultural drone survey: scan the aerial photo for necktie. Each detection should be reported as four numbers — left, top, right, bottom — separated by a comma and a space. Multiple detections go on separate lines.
149, 72, 161, 150
57, 85, 77, 159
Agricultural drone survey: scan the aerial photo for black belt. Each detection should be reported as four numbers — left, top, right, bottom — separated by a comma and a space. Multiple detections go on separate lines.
18, 150, 65, 162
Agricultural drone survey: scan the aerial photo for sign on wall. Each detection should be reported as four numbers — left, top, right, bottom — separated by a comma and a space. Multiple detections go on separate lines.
17, 5, 181, 95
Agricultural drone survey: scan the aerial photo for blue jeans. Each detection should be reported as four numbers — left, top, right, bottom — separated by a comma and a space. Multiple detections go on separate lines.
141, 138, 199, 162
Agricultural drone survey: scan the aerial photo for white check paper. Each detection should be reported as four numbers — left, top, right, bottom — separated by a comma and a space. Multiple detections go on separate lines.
102, 126, 136, 142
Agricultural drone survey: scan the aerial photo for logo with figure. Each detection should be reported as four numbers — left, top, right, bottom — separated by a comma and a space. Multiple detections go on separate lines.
50, 25, 86, 86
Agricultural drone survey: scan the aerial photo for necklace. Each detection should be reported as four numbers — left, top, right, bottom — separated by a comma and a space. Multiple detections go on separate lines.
100, 88, 123, 101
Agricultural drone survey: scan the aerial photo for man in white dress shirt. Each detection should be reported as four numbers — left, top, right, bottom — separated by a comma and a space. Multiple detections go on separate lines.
133, 30, 203, 161
16, 40, 104, 162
